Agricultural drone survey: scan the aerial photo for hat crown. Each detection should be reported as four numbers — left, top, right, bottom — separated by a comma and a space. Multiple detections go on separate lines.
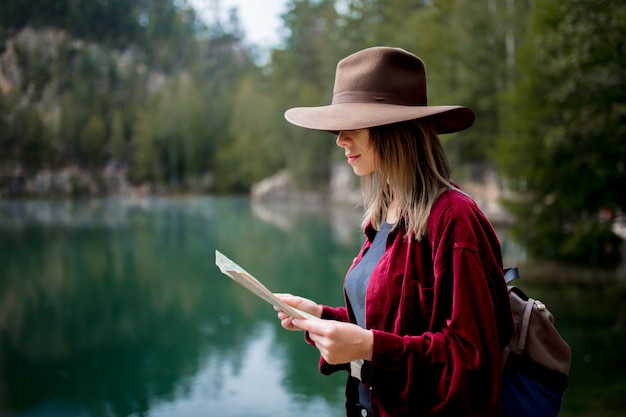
284, 46, 474, 134
332, 47, 428, 106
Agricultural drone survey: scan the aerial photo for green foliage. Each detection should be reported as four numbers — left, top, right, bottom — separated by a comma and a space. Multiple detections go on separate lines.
271, 0, 349, 188
0, 0, 202, 54
495, 0, 626, 265
1, 0, 534, 189
110, 110, 126, 162
79, 115, 107, 166
1, 0, 624, 265
214, 75, 283, 192
131, 75, 212, 186
0, 93, 51, 170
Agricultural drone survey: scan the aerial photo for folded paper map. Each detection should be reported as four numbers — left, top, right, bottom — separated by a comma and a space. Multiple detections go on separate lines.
215, 250, 316, 319
216, 250, 364, 375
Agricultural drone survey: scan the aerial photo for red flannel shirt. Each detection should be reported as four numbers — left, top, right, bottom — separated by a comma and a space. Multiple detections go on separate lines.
318, 189, 514, 417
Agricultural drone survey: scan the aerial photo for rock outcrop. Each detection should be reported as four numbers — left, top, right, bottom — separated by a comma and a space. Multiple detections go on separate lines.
251, 163, 512, 224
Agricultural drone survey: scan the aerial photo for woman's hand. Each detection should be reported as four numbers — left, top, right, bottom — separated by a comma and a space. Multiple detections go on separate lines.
291, 318, 374, 365
274, 293, 323, 330
274, 294, 373, 364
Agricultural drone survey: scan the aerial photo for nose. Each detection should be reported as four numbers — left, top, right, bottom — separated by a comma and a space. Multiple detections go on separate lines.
336, 131, 350, 148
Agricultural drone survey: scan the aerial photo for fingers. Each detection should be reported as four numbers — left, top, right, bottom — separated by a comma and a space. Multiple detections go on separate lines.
273, 293, 293, 300
292, 318, 339, 363
290, 318, 318, 336
273, 294, 301, 313
290, 319, 374, 364
291, 318, 324, 334
276, 308, 307, 331
274, 293, 299, 305
273, 294, 322, 318
279, 316, 307, 331
280, 316, 296, 330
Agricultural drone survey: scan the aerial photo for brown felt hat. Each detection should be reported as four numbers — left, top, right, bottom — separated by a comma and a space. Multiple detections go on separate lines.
284, 46, 475, 134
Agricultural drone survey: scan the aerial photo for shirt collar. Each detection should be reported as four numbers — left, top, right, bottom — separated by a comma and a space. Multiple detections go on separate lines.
364, 218, 406, 242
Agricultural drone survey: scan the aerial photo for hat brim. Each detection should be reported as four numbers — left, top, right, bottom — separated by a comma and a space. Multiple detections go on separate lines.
285, 103, 475, 134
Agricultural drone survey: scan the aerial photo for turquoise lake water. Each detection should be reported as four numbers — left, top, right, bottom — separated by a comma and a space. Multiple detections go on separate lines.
0, 196, 624, 417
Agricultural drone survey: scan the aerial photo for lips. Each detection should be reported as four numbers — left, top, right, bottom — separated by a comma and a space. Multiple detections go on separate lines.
346, 153, 360, 164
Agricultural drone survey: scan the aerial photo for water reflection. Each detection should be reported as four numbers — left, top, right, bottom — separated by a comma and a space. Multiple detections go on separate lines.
0, 197, 623, 417
0, 197, 352, 417
150, 323, 343, 417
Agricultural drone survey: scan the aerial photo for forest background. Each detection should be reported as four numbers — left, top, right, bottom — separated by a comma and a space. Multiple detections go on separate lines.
0, 0, 624, 266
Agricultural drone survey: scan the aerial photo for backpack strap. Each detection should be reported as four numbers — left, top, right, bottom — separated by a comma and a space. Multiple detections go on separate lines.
501, 267, 519, 368
504, 267, 519, 284
518, 295, 535, 350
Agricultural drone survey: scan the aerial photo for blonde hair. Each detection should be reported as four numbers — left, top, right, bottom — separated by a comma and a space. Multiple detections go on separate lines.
362, 120, 458, 239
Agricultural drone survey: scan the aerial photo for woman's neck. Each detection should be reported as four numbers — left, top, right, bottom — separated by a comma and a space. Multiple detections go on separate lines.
386, 200, 400, 224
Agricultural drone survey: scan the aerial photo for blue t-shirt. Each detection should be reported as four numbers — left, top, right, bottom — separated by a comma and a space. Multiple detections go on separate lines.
345, 221, 393, 412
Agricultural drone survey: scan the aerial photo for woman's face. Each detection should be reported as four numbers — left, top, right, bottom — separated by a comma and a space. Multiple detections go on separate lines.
336, 129, 377, 176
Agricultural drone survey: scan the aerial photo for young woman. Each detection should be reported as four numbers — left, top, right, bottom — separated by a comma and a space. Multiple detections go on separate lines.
275, 46, 514, 417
